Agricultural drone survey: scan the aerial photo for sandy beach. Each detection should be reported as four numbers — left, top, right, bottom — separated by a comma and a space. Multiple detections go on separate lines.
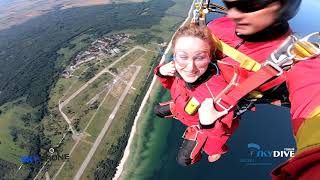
112, 1, 195, 179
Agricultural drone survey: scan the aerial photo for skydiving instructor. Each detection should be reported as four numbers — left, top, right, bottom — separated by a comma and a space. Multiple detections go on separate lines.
207, 0, 320, 179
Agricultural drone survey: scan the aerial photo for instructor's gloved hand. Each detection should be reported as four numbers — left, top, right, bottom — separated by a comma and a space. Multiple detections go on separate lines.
159, 61, 176, 76
199, 98, 227, 126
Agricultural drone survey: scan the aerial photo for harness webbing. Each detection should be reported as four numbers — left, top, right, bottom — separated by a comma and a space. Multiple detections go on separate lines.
215, 38, 262, 71
216, 65, 281, 111
214, 32, 320, 113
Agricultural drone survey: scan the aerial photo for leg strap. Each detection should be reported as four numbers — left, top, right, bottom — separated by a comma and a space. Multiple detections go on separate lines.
154, 100, 175, 118
176, 126, 208, 166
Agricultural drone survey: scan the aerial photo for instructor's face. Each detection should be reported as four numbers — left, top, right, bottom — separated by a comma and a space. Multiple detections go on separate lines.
223, 0, 281, 35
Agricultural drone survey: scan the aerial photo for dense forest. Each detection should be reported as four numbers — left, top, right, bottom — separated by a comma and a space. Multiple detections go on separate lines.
0, 0, 175, 107
0, 159, 17, 179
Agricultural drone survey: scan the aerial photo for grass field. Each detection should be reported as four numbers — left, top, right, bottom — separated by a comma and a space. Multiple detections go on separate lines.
53, 141, 92, 180
81, 73, 143, 179
85, 89, 119, 140
38, 39, 159, 179
83, 88, 138, 180
113, 48, 146, 70
0, 101, 33, 164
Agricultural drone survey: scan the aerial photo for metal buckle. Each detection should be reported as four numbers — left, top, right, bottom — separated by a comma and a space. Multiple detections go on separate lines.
301, 32, 320, 42
215, 98, 233, 114
268, 35, 296, 68
270, 51, 294, 66
263, 61, 283, 76
288, 32, 320, 61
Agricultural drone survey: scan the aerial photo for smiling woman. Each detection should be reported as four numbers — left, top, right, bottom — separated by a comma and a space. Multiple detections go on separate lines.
154, 24, 239, 166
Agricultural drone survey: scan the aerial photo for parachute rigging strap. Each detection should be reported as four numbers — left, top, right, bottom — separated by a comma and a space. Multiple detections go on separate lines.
288, 32, 320, 61
214, 32, 320, 75
214, 32, 320, 112
215, 64, 280, 112
214, 38, 262, 71
182, 125, 208, 160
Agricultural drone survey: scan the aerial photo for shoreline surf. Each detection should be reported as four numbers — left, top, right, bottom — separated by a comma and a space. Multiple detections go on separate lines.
112, 1, 195, 179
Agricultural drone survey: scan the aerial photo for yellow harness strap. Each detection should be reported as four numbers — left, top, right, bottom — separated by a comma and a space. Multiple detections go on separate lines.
213, 37, 263, 98
212, 33, 320, 103
292, 41, 320, 59
214, 37, 262, 72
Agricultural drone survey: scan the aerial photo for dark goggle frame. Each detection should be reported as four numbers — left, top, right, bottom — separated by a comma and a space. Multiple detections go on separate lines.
222, 0, 277, 13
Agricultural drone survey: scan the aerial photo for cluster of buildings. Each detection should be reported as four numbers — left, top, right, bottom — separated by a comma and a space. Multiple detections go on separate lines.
63, 33, 129, 77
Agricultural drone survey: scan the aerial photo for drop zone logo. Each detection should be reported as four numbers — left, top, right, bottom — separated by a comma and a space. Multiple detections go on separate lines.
248, 143, 295, 158
20, 148, 70, 164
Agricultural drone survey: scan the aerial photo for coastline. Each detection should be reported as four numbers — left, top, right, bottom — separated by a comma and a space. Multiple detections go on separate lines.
112, 1, 195, 179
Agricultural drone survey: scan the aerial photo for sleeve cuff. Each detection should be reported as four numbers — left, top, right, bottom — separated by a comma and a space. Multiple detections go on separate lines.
199, 122, 215, 129
154, 64, 167, 78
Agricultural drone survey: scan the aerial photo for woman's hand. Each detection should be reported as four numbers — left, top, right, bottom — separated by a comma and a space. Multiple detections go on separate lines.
208, 154, 221, 162
159, 61, 176, 76
198, 98, 227, 126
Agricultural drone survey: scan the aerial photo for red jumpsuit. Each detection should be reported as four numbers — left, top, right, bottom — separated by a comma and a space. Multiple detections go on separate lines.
208, 17, 320, 179
154, 63, 239, 156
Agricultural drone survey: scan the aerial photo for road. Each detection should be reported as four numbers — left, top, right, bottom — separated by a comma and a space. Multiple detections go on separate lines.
35, 45, 147, 180
52, 83, 115, 180
58, 46, 147, 136
73, 65, 141, 180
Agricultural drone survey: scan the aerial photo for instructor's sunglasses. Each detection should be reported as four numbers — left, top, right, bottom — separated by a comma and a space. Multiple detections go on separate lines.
222, 0, 277, 13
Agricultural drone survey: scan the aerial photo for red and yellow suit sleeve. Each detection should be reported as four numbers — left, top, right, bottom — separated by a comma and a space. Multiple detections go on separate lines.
272, 58, 320, 179
154, 64, 175, 89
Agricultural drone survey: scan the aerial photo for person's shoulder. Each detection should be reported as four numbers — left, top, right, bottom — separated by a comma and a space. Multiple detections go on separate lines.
207, 17, 235, 40
207, 16, 234, 30
207, 16, 232, 26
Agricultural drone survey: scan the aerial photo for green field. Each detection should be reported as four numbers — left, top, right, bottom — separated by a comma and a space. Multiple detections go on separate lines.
54, 141, 92, 180
0, 101, 33, 164
39, 40, 160, 179
81, 48, 159, 179
113, 48, 146, 70
85, 89, 119, 140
